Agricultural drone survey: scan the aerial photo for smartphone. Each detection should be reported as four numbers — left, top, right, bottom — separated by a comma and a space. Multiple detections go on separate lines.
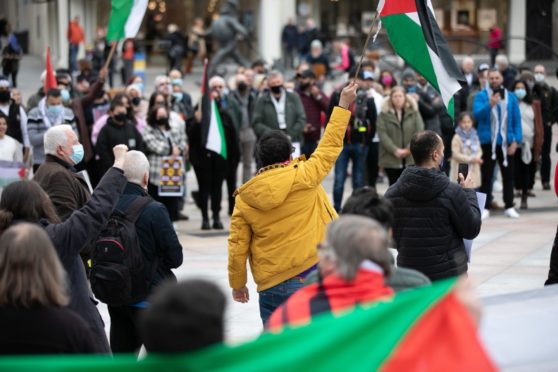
493, 87, 505, 98
458, 163, 469, 182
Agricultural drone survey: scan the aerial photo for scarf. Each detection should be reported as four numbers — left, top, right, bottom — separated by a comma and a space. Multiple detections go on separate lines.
39, 97, 64, 129
487, 87, 509, 167
455, 126, 480, 158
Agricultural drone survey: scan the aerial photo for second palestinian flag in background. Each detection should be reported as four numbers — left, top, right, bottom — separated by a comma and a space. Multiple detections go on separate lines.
378, 0, 464, 117
201, 60, 228, 159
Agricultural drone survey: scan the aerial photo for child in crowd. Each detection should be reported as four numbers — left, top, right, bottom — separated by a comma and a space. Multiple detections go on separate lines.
450, 112, 483, 187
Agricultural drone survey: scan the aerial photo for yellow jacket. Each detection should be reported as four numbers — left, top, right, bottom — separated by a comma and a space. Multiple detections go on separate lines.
228, 107, 351, 292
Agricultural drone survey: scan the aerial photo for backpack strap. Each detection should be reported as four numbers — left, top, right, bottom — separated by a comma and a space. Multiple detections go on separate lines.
124, 196, 152, 223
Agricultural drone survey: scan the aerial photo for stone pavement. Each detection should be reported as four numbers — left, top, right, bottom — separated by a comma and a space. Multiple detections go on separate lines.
14, 56, 558, 346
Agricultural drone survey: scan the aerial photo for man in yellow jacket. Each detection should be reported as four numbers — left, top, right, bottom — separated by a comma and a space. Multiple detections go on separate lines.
228, 81, 358, 324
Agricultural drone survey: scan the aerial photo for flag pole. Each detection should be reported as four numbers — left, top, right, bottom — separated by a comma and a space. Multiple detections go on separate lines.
352, 12, 380, 81
103, 41, 118, 71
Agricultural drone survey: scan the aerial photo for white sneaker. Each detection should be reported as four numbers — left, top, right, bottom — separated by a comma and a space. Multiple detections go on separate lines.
481, 209, 490, 220
504, 208, 520, 219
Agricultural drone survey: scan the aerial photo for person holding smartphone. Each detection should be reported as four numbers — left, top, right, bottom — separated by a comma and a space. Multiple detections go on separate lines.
473, 68, 522, 219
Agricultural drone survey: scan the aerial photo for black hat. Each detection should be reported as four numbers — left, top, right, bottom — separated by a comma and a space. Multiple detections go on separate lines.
296, 69, 316, 79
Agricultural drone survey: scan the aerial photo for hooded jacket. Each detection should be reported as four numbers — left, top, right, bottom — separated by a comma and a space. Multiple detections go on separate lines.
228, 107, 350, 292
377, 94, 424, 169
384, 167, 481, 280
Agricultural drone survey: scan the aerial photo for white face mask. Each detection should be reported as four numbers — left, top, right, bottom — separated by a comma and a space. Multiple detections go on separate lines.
534, 73, 545, 82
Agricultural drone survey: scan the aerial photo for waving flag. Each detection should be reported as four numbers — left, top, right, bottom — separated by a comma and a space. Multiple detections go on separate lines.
0, 279, 495, 371
43, 47, 57, 94
106, 0, 148, 42
378, 0, 464, 117
201, 60, 227, 159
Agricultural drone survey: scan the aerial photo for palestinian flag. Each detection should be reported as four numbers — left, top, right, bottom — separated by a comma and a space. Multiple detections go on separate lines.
378, 0, 464, 117
43, 47, 57, 94
0, 279, 496, 371
106, 0, 148, 42
201, 60, 227, 159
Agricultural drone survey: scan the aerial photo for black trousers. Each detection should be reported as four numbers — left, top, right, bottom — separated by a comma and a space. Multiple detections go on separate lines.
514, 148, 537, 193
545, 226, 558, 285
193, 163, 225, 220
480, 145, 515, 209
226, 162, 239, 215
147, 183, 180, 222
366, 142, 380, 188
108, 305, 143, 353
385, 168, 404, 186
540, 123, 552, 184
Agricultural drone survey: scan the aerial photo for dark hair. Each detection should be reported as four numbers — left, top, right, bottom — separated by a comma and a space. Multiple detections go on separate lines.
140, 279, 226, 353
109, 93, 129, 113
0, 181, 61, 235
0, 111, 8, 124
487, 67, 502, 76
147, 105, 171, 130
457, 111, 474, 124
255, 130, 292, 168
341, 187, 394, 229
148, 92, 168, 113
47, 88, 61, 98
512, 80, 533, 104
410, 130, 442, 166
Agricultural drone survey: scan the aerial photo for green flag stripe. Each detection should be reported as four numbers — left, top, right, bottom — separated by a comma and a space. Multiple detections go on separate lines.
106, 0, 135, 41
0, 279, 457, 371
214, 103, 227, 159
381, 13, 440, 94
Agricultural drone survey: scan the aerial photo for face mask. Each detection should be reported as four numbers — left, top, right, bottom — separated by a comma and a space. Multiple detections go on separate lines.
0, 90, 10, 103
172, 92, 183, 101
155, 117, 169, 126
47, 104, 63, 115
136, 83, 145, 93
60, 89, 71, 102
237, 82, 248, 92
270, 85, 283, 95
114, 113, 127, 122
172, 79, 183, 86
299, 82, 311, 91
514, 88, 527, 100
382, 75, 393, 86
70, 144, 84, 164
131, 96, 141, 107
405, 85, 417, 94
534, 73, 545, 82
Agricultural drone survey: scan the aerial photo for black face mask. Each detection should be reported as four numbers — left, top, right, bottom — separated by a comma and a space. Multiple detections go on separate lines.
155, 117, 169, 126
270, 85, 283, 95
114, 113, 127, 123
237, 82, 248, 93
299, 82, 311, 91
0, 91, 10, 103
131, 97, 141, 107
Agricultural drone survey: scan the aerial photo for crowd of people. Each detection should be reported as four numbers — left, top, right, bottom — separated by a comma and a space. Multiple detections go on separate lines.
0, 13, 557, 363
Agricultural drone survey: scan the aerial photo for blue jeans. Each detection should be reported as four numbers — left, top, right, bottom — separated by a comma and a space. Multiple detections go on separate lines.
259, 277, 305, 325
69, 43, 79, 73
333, 143, 366, 212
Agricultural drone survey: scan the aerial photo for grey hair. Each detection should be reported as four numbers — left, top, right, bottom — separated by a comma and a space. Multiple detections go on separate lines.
122, 150, 150, 185
267, 70, 284, 81
324, 215, 392, 281
209, 76, 226, 89
44, 124, 73, 155
154, 75, 170, 87
311, 40, 323, 50
495, 54, 508, 66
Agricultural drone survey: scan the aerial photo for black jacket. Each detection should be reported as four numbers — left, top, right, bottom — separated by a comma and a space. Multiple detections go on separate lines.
115, 183, 183, 290
384, 167, 481, 281
95, 118, 144, 175
40, 167, 127, 352
327, 89, 377, 145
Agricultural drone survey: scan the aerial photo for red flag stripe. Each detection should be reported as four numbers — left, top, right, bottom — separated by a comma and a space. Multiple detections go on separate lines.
380, 0, 417, 17
381, 292, 496, 372
44, 47, 57, 93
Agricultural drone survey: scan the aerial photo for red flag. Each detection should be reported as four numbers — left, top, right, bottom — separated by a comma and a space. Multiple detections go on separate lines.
44, 47, 57, 93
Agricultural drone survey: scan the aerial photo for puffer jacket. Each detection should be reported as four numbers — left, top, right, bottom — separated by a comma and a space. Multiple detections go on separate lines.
384, 167, 482, 280
377, 95, 424, 169
228, 107, 351, 292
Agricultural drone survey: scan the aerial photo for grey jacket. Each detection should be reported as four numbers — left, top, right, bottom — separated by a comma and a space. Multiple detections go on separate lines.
40, 167, 127, 353
253, 90, 306, 143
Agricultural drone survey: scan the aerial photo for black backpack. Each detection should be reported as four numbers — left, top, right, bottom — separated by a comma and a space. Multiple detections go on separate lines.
91, 196, 153, 306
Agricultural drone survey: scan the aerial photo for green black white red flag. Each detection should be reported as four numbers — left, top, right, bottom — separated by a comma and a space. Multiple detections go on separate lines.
201, 60, 227, 159
378, 0, 464, 117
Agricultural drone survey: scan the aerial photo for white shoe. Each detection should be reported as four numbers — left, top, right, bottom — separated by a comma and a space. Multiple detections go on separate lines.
481, 209, 490, 220
504, 208, 520, 219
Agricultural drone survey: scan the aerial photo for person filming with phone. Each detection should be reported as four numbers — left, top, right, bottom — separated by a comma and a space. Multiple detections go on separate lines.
384, 130, 482, 281
473, 68, 522, 219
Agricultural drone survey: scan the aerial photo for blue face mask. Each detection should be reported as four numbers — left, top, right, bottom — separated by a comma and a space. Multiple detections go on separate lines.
514, 88, 527, 100
70, 144, 84, 164
136, 83, 145, 93
172, 92, 183, 101
406, 85, 417, 94
47, 104, 63, 115
172, 78, 183, 86
60, 89, 71, 102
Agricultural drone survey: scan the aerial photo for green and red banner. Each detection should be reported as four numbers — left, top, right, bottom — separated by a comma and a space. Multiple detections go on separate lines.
0, 278, 495, 371
378, 0, 464, 117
